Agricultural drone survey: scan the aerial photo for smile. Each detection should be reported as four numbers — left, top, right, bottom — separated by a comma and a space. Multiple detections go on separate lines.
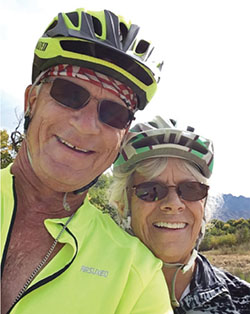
56, 136, 92, 153
153, 222, 187, 229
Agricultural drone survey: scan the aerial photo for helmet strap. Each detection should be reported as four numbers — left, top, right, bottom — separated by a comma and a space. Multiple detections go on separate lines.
195, 217, 206, 249
163, 249, 198, 308
123, 187, 131, 218
24, 113, 31, 133
73, 176, 100, 194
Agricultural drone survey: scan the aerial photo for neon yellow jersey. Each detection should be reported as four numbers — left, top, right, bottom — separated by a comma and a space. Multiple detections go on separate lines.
1, 165, 173, 314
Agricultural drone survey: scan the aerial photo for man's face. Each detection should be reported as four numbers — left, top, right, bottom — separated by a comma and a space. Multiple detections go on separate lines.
26, 76, 127, 192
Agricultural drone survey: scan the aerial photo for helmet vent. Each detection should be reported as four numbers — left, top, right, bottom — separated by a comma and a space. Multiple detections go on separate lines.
149, 122, 158, 128
66, 12, 79, 27
169, 133, 176, 143
59, 40, 153, 85
119, 23, 128, 43
92, 16, 102, 36
179, 135, 189, 146
190, 141, 208, 154
45, 20, 58, 33
192, 142, 208, 155
133, 134, 165, 148
135, 40, 149, 54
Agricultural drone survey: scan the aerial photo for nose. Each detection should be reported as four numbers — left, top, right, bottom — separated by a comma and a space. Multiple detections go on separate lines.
159, 187, 185, 213
69, 99, 101, 135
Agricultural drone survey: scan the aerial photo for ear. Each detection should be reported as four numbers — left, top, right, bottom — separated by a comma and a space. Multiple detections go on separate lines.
24, 85, 38, 114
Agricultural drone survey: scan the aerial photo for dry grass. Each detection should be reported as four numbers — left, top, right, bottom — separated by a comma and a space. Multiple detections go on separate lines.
202, 247, 250, 282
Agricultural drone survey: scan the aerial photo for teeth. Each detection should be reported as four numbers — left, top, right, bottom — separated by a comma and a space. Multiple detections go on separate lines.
154, 222, 186, 229
58, 137, 90, 153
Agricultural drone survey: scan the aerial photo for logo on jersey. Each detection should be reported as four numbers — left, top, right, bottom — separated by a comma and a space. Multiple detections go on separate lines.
80, 265, 109, 278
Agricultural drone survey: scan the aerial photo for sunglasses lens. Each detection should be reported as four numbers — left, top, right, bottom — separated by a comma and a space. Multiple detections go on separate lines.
99, 100, 133, 129
50, 78, 90, 109
50, 78, 133, 129
178, 182, 208, 201
134, 182, 168, 202
134, 181, 209, 202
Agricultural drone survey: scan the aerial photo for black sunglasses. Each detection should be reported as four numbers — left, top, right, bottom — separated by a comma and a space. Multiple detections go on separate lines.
133, 181, 209, 202
48, 78, 134, 129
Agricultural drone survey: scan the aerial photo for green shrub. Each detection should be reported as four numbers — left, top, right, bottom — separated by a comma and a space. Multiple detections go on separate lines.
201, 218, 250, 251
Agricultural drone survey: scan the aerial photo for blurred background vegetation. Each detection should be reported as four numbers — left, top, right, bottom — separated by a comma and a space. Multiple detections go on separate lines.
200, 218, 250, 251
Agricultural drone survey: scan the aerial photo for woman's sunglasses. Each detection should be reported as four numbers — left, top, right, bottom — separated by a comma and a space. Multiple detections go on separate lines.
133, 181, 209, 202
47, 78, 134, 129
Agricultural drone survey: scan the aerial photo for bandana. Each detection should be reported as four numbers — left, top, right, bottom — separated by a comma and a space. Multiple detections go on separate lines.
38, 64, 138, 111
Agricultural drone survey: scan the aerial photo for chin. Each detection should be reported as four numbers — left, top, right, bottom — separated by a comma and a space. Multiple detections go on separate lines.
160, 247, 189, 264
42, 176, 85, 193
37, 163, 83, 190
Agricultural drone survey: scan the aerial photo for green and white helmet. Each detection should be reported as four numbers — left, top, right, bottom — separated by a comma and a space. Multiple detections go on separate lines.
32, 8, 163, 110
114, 116, 214, 178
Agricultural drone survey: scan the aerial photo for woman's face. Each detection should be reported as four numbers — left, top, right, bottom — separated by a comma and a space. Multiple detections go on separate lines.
130, 158, 206, 264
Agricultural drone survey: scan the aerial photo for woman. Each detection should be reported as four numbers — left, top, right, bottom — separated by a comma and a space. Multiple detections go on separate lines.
110, 116, 250, 313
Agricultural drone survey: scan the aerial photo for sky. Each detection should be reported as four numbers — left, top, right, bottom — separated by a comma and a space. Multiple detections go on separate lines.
1, 0, 250, 197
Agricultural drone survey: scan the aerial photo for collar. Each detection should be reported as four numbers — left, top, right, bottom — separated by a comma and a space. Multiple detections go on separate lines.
43, 197, 95, 248
179, 253, 230, 310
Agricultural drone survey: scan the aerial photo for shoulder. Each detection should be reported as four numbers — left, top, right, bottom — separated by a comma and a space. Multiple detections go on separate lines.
180, 254, 250, 313
85, 197, 164, 276
77, 199, 172, 313
213, 264, 250, 293
1, 164, 14, 202
198, 253, 250, 298
1, 164, 13, 180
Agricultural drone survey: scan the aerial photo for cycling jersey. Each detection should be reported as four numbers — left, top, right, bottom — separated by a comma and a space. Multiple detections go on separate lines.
1, 165, 173, 314
175, 254, 250, 314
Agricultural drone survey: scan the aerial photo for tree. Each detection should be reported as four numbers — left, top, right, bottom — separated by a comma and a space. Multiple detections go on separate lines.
1, 128, 23, 169
236, 226, 250, 243
1, 130, 14, 168
88, 172, 119, 221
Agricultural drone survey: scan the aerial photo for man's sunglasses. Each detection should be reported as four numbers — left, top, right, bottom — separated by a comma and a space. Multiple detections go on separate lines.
48, 78, 135, 129
132, 181, 209, 202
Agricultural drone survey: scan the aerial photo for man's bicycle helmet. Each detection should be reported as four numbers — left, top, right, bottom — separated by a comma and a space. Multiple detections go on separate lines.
32, 8, 163, 110
114, 116, 214, 178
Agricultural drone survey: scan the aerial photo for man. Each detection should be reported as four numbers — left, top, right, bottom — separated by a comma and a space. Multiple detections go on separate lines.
1, 8, 172, 314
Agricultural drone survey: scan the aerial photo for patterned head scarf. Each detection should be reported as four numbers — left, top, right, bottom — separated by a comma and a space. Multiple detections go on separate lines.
37, 64, 138, 111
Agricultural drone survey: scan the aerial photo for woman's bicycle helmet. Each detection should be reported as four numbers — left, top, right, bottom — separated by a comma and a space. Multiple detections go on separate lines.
114, 115, 214, 178
32, 8, 163, 110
